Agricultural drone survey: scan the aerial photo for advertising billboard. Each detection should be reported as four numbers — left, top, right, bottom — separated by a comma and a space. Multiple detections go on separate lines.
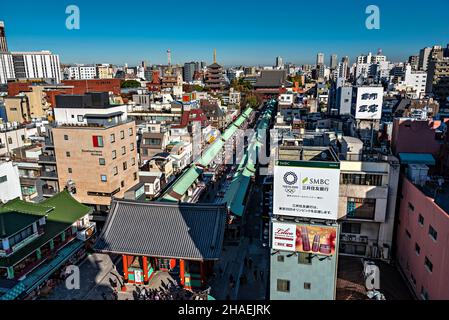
272, 221, 338, 256
354, 86, 383, 120
273, 161, 340, 220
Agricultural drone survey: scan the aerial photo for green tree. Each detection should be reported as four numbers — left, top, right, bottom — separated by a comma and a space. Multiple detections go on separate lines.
120, 80, 141, 88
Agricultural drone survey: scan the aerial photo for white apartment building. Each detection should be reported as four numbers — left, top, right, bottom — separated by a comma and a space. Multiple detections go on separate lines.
0, 52, 14, 84
68, 65, 97, 80
11, 51, 61, 83
0, 126, 29, 156
53, 104, 128, 126
397, 64, 428, 99
338, 136, 400, 261
0, 160, 22, 203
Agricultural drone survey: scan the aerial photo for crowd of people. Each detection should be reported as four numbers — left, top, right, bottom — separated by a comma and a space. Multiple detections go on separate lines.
130, 279, 204, 301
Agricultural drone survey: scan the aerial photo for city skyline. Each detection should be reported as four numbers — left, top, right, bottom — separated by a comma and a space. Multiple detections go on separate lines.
1, 0, 448, 66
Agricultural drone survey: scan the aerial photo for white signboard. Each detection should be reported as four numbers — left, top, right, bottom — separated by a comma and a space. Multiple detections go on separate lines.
271, 222, 296, 252
273, 161, 340, 220
355, 86, 383, 120
134, 270, 143, 283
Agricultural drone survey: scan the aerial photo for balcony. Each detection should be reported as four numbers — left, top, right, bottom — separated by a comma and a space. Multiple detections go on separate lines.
42, 185, 58, 196
38, 155, 56, 163
40, 170, 58, 180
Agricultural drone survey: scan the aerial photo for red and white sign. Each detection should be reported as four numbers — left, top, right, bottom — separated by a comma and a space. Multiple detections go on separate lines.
272, 222, 296, 252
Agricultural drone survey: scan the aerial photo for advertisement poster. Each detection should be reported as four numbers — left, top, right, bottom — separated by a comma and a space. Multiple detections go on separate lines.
295, 224, 337, 256
272, 222, 296, 251
354, 86, 383, 120
272, 222, 338, 256
273, 161, 340, 220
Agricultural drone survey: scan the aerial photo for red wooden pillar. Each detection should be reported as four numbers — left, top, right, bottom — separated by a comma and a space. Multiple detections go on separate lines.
122, 255, 128, 281
180, 259, 185, 286
122, 255, 128, 292
142, 256, 149, 284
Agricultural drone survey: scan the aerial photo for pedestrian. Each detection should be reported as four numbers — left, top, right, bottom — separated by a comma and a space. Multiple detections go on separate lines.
248, 258, 253, 269
229, 274, 234, 283
244, 257, 248, 267
259, 270, 264, 281
253, 269, 258, 280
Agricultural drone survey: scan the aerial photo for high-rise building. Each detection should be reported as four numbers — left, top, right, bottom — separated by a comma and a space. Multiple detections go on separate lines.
0, 52, 14, 84
330, 54, 338, 70
316, 53, 325, 66
0, 21, 8, 53
419, 47, 432, 71
11, 51, 61, 83
183, 61, 196, 83
408, 55, 419, 70
276, 56, 283, 69
426, 57, 449, 102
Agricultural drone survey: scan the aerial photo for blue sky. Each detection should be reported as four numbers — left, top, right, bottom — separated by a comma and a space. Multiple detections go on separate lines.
1, 0, 448, 66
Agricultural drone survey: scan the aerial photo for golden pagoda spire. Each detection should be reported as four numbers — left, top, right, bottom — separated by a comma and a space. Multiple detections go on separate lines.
213, 48, 216, 64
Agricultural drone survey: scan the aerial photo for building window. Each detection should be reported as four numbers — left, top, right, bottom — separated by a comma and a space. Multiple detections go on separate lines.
429, 225, 438, 241
99, 158, 106, 166
341, 222, 361, 234
110, 134, 115, 143
68, 168, 72, 173
130, 143, 135, 151
304, 283, 311, 290
112, 150, 116, 160
346, 198, 376, 220
121, 180, 125, 188
277, 255, 284, 262
77, 115, 83, 122
418, 214, 424, 226
408, 202, 415, 211
131, 157, 136, 166
133, 172, 138, 181
64, 135, 69, 140
66, 151, 71, 157
0, 175, 7, 184
113, 166, 118, 176
120, 130, 125, 139
121, 146, 126, 155
128, 128, 133, 136
101, 175, 107, 182
92, 135, 104, 148
340, 173, 383, 186
424, 256, 433, 273
415, 243, 420, 255
298, 253, 312, 265
277, 279, 290, 293
123, 161, 127, 171
406, 229, 411, 239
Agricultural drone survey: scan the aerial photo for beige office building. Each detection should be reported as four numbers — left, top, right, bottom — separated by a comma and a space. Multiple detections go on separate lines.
52, 121, 139, 206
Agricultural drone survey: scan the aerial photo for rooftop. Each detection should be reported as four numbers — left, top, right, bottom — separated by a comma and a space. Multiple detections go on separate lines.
0, 191, 91, 268
95, 200, 227, 261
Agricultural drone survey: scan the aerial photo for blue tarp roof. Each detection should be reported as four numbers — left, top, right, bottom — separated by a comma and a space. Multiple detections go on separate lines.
398, 153, 435, 165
